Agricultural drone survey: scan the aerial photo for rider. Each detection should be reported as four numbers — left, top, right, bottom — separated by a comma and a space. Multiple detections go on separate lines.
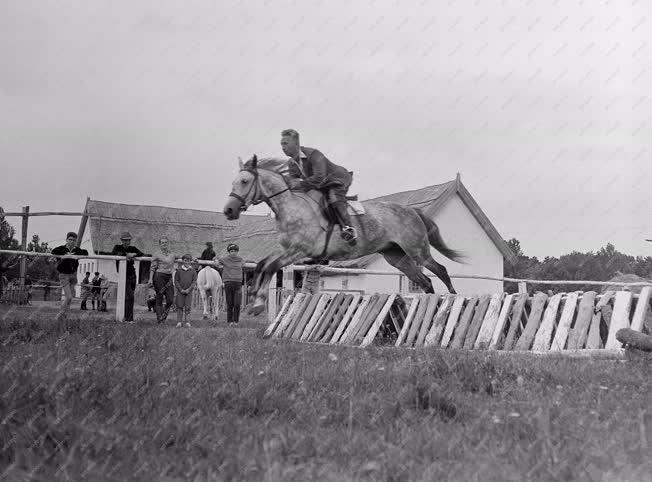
280, 129, 358, 245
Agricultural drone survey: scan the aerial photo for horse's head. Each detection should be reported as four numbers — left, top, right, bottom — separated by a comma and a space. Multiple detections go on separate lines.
223, 155, 290, 220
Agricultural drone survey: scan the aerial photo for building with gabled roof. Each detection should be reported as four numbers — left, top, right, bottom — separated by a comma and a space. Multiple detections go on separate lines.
321, 174, 515, 295
73, 174, 515, 296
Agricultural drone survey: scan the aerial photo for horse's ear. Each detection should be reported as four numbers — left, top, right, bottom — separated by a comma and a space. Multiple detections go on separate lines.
252, 154, 258, 168
238, 156, 244, 170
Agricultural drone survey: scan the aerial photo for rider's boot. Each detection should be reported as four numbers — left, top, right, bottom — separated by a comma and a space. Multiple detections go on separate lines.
332, 201, 357, 246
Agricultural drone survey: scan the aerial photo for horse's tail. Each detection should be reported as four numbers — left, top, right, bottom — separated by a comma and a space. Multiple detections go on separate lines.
196, 268, 211, 291
414, 208, 465, 262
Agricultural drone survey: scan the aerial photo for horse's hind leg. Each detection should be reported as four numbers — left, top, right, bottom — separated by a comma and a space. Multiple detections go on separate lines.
380, 245, 434, 294
211, 287, 220, 320
398, 236, 457, 294
200, 290, 209, 319
422, 255, 457, 294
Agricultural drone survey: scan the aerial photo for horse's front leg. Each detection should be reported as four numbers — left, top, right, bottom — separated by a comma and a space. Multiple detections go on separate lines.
250, 250, 305, 316
250, 254, 272, 296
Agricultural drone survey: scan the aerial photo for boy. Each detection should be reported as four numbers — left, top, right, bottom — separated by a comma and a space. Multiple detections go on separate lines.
51, 232, 88, 320
98, 274, 110, 312
91, 272, 101, 310
215, 243, 244, 324
174, 254, 197, 327
80, 271, 91, 310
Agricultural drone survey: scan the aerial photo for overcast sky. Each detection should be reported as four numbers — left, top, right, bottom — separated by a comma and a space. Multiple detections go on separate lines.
1, 0, 650, 259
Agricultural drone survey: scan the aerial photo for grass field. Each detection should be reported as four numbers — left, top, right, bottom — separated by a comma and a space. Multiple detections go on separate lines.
1, 303, 649, 481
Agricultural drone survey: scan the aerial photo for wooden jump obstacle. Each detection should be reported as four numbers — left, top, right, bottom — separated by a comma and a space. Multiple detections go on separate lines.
264, 287, 651, 353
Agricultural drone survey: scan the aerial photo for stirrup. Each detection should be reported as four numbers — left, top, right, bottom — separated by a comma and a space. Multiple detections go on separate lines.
340, 226, 357, 242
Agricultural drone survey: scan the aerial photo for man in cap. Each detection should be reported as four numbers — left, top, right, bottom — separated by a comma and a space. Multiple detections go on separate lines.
111, 231, 145, 322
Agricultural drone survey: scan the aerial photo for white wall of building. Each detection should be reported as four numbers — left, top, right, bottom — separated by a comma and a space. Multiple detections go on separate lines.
430, 194, 504, 295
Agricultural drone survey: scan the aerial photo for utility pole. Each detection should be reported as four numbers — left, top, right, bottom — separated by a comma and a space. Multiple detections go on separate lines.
19, 206, 29, 289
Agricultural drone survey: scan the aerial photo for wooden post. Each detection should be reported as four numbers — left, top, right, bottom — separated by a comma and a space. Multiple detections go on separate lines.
518, 282, 527, 294
268, 272, 278, 321
283, 265, 295, 291
19, 206, 29, 289
115, 259, 126, 322
76, 197, 90, 247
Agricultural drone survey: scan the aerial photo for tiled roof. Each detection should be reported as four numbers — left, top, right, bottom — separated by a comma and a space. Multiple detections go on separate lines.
367, 181, 454, 208
84, 200, 268, 257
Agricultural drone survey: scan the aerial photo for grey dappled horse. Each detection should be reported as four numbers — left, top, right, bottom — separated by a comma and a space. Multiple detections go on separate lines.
223, 156, 463, 315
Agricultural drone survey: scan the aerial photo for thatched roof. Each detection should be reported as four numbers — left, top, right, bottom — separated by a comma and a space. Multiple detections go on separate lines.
82, 199, 270, 259
223, 217, 283, 262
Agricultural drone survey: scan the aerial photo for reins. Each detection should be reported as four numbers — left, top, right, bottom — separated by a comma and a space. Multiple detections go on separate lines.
228, 165, 290, 209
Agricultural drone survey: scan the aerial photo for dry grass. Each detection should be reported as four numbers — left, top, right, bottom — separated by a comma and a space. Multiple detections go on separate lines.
0, 304, 649, 481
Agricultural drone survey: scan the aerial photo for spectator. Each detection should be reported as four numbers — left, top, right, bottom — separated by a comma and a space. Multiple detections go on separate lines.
80, 271, 91, 310
51, 232, 88, 320
200, 242, 216, 262
0, 254, 20, 301
98, 274, 110, 312
148, 236, 176, 323
43, 281, 51, 301
215, 243, 244, 324
23, 274, 33, 305
111, 231, 144, 323
91, 272, 101, 310
174, 254, 197, 327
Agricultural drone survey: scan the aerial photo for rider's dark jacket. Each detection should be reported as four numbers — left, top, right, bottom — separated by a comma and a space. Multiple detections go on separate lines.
287, 147, 352, 191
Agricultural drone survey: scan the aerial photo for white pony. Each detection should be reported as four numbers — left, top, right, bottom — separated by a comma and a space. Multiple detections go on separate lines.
196, 266, 223, 320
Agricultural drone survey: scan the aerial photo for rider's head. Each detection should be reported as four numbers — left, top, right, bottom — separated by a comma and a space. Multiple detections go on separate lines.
227, 243, 239, 253
281, 129, 301, 158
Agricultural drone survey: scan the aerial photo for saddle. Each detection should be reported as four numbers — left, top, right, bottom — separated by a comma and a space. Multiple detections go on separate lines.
304, 191, 365, 230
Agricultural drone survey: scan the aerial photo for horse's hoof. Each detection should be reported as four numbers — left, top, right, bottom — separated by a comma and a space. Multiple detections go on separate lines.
250, 304, 265, 316
202, 315, 208, 320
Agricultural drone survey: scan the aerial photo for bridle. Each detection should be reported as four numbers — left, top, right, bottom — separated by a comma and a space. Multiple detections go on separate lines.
228, 164, 290, 211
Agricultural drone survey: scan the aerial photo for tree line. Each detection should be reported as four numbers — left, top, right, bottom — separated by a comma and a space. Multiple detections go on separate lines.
504, 238, 652, 293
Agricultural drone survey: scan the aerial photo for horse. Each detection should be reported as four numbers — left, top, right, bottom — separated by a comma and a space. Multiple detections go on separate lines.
222, 155, 464, 315
196, 265, 223, 320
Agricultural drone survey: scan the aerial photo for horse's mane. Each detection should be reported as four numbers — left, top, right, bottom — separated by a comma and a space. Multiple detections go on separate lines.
243, 156, 290, 173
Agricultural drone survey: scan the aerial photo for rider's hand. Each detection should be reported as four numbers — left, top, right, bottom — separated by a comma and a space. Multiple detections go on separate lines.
288, 178, 302, 190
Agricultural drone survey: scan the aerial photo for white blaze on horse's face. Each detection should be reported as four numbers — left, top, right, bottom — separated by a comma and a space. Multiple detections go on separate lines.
223, 169, 256, 220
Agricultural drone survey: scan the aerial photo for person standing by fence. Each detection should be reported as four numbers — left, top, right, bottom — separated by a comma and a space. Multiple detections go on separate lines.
148, 236, 176, 323
80, 271, 91, 310
215, 243, 244, 324
0, 254, 20, 302
111, 231, 144, 322
200, 242, 216, 262
51, 232, 88, 320
91, 272, 101, 310
174, 254, 197, 327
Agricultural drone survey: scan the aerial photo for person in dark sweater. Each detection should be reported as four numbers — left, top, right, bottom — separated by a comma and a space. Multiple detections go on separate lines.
111, 231, 145, 322
199, 242, 216, 262
91, 272, 101, 310
80, 272, 91, 310
51, 232, 88, 320
215, 243, 244, 324
174, 254, 197, 327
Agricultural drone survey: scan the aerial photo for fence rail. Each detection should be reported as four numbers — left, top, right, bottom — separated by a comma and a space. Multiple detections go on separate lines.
3, 249, 651, 322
